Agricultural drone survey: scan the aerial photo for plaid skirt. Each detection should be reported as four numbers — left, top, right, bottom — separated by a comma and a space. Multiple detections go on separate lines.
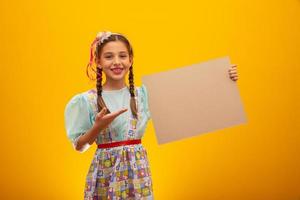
84, 144, 154, 200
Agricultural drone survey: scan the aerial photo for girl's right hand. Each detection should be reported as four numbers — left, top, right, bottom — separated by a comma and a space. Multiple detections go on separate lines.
94, 107, 128, 132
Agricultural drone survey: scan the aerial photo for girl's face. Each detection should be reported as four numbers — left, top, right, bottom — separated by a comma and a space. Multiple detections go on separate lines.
97, 41, 133, 82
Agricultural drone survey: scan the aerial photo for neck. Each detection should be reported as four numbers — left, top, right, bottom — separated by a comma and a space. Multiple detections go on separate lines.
102, 79, 127, 91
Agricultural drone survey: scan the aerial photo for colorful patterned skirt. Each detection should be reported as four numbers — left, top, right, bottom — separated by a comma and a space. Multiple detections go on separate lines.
84, 144, 154, 199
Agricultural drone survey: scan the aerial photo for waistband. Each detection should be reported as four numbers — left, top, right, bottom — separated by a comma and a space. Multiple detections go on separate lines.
97, 139, 141, 149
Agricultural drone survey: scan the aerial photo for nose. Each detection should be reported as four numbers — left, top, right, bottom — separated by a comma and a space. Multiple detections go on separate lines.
113, 57, 121, 66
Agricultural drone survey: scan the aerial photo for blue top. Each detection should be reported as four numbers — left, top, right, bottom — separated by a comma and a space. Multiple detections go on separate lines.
64, 84, 151, 152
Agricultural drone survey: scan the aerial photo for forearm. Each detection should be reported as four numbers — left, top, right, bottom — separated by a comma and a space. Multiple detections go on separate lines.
75, 123, 102, 151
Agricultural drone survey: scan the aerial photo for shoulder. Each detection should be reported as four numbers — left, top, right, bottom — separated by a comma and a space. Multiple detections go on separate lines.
136, 84, 149, 98
66, 91, 86, 104
65, 89, 96, 110
136, 84, 149, 106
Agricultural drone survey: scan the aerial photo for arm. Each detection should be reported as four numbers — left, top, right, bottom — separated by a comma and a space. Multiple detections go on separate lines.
74, 107, 128, 152
74, 123, 102, 151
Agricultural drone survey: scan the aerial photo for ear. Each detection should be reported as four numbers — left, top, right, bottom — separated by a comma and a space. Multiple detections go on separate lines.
129, 56, 133, 66
95, 58, 102, 69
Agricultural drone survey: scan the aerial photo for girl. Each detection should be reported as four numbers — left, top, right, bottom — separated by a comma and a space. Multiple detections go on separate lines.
64, 31, 238, 200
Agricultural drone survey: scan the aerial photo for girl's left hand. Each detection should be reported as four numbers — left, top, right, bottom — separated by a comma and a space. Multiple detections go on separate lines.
228, 64, 238, 81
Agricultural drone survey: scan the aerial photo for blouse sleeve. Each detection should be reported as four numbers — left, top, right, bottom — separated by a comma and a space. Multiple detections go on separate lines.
64, 93, 93, 153
140, 84, 151, 120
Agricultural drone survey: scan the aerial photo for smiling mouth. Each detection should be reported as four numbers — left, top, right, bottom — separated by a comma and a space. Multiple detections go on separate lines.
111, 68, 123, 74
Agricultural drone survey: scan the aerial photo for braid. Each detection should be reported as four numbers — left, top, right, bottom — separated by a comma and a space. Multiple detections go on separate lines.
129, 65, 138, 119
88, 33, 136, 118
96, 67, 111, 114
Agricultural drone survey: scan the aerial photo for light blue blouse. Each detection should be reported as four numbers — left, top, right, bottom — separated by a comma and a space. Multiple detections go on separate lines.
64, 84, 151, 153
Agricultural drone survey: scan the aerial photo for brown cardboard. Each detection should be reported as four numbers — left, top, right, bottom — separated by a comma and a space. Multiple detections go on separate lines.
141, 56, 247, 144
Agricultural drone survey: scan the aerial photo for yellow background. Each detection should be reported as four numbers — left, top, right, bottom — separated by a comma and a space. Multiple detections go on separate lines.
1, 0, 299, 199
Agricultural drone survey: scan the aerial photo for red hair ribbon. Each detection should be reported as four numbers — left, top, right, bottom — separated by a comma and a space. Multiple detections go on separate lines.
88, 37, 100, 67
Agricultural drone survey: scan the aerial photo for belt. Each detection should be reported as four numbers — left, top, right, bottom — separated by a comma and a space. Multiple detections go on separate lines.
97, 139, 141, 149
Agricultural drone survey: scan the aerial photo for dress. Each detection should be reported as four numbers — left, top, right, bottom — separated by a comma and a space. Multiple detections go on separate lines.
64, 84, 153, 200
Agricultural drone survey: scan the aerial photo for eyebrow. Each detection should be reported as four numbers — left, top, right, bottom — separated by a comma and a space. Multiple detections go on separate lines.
103, 51, 128, 55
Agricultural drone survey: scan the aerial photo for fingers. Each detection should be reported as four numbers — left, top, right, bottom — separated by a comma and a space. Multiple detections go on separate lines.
229, 64, 237, 72
108, 108, 128, 119
230, 73, 238, 81
228, 64, 238, 81
229, 73, 238, 78
98, 107, 107, 117
115, 108, 128, 116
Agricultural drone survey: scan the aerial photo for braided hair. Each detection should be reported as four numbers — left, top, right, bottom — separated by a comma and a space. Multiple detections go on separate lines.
86, 33, 138, 119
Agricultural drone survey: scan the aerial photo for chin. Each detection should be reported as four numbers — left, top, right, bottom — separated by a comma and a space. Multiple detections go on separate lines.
107, 74, 126, 81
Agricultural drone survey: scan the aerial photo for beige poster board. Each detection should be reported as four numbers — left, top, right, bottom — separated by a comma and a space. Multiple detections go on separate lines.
142, 56, 247, 144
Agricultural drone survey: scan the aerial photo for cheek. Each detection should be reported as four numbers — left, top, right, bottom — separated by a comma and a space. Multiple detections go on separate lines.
100, 59, 111, 66
124, 61, 132, 69
124, 68, 130, 74
102, 68, 111, 74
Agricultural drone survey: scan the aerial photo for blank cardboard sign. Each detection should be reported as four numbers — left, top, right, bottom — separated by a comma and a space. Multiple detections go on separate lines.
141, 56, 247, 144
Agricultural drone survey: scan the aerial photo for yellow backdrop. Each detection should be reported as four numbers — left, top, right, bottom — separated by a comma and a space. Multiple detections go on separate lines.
1, 0, 299, 199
